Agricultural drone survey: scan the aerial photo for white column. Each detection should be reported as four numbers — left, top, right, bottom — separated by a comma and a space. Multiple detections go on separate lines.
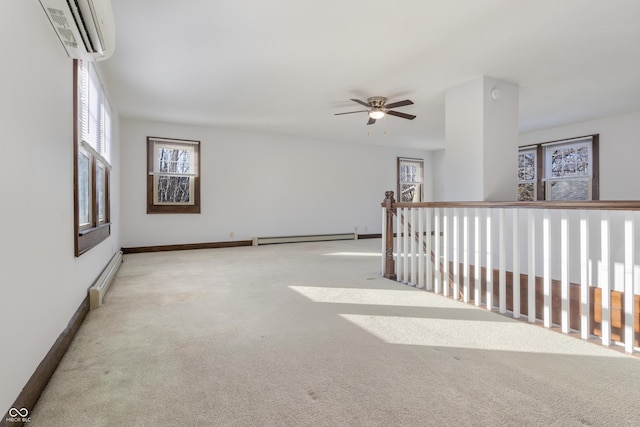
444, 76, 518, 201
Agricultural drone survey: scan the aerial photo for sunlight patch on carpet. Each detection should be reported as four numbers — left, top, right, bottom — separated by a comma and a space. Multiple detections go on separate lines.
289, 286, 474, 308
338, 314, 629, 357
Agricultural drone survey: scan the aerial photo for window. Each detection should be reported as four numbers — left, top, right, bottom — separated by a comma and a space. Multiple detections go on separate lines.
74, 60, 112, 256
518, 134, 599, 201
397, 157, 424, 202
517, 147, 538, 201
544, 136, 595, 200
147, 137, 201, 214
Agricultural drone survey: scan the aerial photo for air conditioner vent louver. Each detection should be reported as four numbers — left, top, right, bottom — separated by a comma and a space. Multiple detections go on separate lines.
46, 7, 80, 48
39, 0, 115, 62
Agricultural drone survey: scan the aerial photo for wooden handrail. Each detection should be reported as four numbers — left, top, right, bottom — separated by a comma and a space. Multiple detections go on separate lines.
383, 199, 640, 211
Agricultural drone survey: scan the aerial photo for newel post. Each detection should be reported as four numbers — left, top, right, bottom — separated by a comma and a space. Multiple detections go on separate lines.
382, 191, 397, 280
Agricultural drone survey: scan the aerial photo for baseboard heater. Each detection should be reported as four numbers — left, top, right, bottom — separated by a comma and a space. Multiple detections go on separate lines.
252, 233, 356, 246
89, 250, 123, 309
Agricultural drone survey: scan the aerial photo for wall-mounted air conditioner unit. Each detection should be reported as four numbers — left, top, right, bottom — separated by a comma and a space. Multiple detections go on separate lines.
38, 0, 115, 61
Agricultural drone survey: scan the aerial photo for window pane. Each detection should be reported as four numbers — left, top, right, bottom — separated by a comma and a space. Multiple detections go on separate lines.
158, 147, 191, 174
78, 153, 90, 226
400, 183, 421, 202
97, 165, 105, 222
548, 179, 590, 201
518, 183, 535, 201
547, 144, 590, 179
157, 176, 191, 203
518, 152, 536, 181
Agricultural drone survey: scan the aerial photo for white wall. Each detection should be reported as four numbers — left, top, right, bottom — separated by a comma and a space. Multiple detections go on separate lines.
520, 110, 640, 200
120, 119, 431, 247
0, 2, 121, 414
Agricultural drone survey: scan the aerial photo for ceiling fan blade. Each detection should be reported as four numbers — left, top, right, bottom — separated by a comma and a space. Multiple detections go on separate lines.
386, 110, 416, 120
351, 98, 371, 107
367, 117, 376, 125
385, 99, 414, 109
335, 110, 368, 115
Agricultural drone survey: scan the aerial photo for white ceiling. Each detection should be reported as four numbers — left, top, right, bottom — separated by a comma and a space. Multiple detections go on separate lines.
103, 0, 640, 150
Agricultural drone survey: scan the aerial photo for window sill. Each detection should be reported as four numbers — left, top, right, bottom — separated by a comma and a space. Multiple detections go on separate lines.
77, 223, 111, 256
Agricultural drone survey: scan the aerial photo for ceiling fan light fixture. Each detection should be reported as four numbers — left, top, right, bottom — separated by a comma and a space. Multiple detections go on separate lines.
369, 109, 385, 120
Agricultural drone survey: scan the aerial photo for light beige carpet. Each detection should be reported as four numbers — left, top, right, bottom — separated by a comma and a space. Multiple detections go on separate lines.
30, 239, 640, 426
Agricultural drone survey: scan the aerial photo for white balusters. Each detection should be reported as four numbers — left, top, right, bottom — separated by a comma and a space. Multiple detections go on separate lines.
443, 209, 450, 297
380, 198, 639, 353
499, 208, 506, 314
560, 210, 570, 334
381, 206, 386, 276
512, 209, 520, 319
418, 208, 425, 289
409, 208, 417, 286
601, 211, 611, 346
396, 209, 403, 283
580, 211, 590, 340
543, 209, 551, 328
453, 208, 460, 300
434, 208, 441, 295
486, 209, 493, 311
474, 208, 482, 307
403, 207, 409, 284
463, 208, 470, 303
425, 208, 433, 291
528, 209, 536, 323
624, 212, 635, 353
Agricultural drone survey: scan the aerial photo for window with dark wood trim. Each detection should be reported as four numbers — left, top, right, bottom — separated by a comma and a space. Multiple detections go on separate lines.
74, 60, 112, 256
147, 137, 201, 214
518, 134, 599, 201
397, 157, 424, 202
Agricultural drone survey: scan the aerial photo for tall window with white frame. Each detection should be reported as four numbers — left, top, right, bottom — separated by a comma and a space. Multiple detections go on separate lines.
75, 59, 112, 256
518, 134, 599, 201
397, 157, 424, 202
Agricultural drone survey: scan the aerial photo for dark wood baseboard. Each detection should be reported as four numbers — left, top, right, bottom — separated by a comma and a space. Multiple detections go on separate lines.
357, 233, 382, 239
122, 240, 253, 254
122, 235, 382, 254
2, 297, 89, 427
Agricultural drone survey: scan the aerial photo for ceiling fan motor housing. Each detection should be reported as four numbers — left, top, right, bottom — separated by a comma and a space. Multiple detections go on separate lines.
368, 96, 387, 109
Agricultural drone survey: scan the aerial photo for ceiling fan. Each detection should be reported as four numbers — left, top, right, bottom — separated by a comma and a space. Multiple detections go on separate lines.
335, 96, 416, 125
